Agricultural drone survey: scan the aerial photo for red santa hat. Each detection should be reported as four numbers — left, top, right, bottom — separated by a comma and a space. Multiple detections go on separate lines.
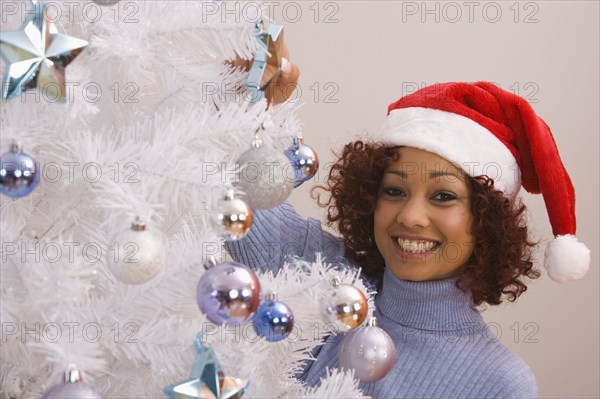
374, 81, 589, 283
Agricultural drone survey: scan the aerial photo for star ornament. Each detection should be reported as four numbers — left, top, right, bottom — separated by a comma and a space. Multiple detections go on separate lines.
0, 0, 89, 102
163, 334, 249, 399
246, 19, 284, 104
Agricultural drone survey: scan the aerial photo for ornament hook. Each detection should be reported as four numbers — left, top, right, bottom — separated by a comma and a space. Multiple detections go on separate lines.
10, 141, 23, 153
65, 364, 83, 383
265, 291, 278, 301
204, 256, 218, 270
131, 217, 146, 231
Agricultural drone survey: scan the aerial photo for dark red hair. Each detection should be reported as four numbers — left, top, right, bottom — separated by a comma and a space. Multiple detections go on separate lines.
311, 140, 540, 306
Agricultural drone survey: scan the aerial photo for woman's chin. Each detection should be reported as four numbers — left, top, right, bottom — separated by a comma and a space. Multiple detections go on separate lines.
387, 264, 459, 282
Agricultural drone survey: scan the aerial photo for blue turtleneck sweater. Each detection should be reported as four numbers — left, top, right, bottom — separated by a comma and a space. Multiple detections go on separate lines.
225, 202, 538, 398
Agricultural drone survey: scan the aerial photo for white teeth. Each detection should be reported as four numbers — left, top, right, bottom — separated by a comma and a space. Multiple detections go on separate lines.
397, 237, 438, 253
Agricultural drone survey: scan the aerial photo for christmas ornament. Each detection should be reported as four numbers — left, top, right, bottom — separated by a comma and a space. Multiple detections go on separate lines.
43, 365, 104, 399
253, 292, 294, 342
196, 257, 261, 326
220, 377, 248, 398
0, 0, 89, 102
212, 189, 253, 240
338, 317, 396, 383
106, 217, 164, 285
246, 18, 285, 104
322, 278, 368, 332
0, 142, 39, 198
92, 0, 121, 5
235, 135, 294, 210
164, 333, 248, 399
284, 135, 319, 188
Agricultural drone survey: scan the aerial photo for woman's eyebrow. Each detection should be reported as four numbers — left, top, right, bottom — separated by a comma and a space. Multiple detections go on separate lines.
383, 170, 408, 178
427, 171, 464, 181
384, 170, 464, 181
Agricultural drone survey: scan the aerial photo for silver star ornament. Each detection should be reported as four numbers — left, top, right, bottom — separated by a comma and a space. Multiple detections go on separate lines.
163, 333, 248, 399
0, 0, 89, 102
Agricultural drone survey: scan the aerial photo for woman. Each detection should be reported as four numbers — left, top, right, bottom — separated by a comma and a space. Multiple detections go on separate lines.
226, 64, 590, 398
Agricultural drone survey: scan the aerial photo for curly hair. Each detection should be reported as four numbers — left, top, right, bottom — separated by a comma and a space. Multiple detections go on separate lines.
311, 140, 540, 307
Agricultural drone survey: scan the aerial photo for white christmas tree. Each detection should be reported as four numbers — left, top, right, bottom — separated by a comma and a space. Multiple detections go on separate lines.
0, 1, 371, 398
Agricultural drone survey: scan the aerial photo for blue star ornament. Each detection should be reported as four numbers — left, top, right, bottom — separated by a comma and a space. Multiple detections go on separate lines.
163, 334, 248, 399
0, 0, 89, 102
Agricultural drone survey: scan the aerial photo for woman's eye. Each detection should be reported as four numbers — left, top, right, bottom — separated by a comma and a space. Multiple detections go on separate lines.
433, 192, 457, 201
383, 187, 405, 197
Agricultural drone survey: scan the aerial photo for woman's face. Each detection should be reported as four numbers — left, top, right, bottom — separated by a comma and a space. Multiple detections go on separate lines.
374, 147, 474, 281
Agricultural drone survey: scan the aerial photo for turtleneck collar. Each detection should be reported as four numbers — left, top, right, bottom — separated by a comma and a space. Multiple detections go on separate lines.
374, 267, 484, 333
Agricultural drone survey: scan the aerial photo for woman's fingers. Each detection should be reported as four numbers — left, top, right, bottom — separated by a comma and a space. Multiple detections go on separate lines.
224, 42, 300, 105
270, 57, 300, 105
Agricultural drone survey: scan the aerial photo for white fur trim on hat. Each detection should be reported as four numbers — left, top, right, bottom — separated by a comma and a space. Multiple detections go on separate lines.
375, 107, 522, 198
544, 235, 591, 283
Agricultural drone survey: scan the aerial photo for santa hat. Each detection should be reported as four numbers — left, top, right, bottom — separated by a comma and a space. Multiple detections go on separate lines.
374, 81, 589, 283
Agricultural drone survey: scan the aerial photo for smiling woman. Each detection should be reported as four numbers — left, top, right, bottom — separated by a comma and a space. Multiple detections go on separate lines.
227, 81, 591, 398
374, 147, 476, 282
315, 141, 539, 306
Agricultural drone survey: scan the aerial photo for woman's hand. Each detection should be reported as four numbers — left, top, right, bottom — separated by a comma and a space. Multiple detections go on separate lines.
267, 42, 300, 105
227, 42, 300, 105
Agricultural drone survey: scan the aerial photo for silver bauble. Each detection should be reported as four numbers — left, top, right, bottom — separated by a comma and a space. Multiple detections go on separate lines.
212, 190, 253, 240
322, 281, 368, 332
235, 141, 294, 210
338, 318, 396, 383
91, 0, 121, 5
43, 366, 104, 399
107, 218, 164, 285
43, 383, 104, 399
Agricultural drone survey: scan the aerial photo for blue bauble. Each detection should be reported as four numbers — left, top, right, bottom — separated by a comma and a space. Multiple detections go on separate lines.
196, 261, 261, 326
253, 299, 294, 342
0, 147, 39, 198
284, 139, 319, 188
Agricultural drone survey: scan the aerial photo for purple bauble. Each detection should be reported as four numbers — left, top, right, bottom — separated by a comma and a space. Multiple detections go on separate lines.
338, 319, 396, 383
196, 261, 261, 325
43, 382, 104, 399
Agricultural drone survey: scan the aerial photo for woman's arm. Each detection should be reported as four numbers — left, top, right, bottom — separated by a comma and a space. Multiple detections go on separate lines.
225, 39, 337, 270
224, 201, 346, 272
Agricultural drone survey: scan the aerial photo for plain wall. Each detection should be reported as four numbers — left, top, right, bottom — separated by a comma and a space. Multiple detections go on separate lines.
281, 1, 599, 398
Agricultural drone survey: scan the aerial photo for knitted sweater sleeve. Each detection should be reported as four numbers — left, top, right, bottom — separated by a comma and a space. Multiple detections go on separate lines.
224, 201, 346, 272
486, 353, 539, 399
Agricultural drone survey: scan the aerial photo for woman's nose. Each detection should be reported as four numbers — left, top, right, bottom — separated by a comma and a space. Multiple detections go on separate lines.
396, 198, 429, 228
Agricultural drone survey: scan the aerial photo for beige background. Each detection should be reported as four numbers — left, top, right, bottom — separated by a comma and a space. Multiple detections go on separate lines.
281, 1, 599, 398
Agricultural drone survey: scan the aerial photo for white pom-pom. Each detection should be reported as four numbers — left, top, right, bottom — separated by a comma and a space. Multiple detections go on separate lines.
544, 235, 591, 283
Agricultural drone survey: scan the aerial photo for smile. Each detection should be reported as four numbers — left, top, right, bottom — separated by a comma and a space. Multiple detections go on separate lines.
394, 237, 441, 254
